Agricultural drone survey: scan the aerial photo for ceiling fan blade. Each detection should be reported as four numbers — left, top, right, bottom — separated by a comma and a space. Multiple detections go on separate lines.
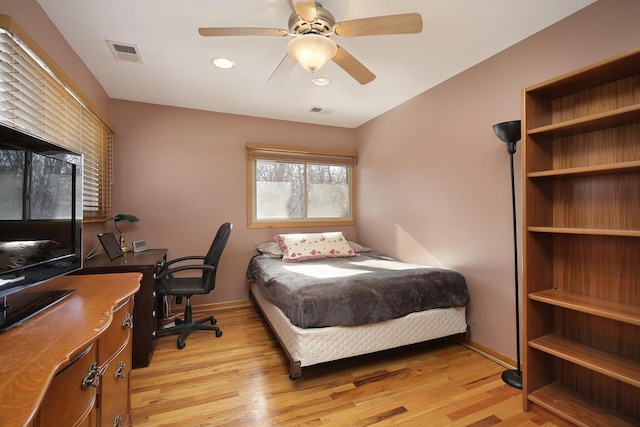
333, 13, 423, 37
290, 0, 317, 22
332, 46, 375, 85
198, 27, 289, 37
267, 54, 298, 84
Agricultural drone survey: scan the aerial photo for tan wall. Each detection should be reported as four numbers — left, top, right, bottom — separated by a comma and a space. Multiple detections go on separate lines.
355, 0, 640, 358
4, 0, 640, 360
109, 100, 356, 303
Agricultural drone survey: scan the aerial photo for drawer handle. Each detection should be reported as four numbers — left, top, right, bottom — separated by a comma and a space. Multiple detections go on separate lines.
113, 414, 123, 427
81, 362, 100, 389
122, 312, 133, 329
115, 361, 126, 379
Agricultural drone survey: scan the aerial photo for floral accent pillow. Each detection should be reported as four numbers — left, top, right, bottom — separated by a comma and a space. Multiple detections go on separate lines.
274, 232, 358, 262
256, 240, 370, 258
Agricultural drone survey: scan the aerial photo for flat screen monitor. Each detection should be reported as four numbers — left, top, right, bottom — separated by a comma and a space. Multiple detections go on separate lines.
0, 124, 82, 330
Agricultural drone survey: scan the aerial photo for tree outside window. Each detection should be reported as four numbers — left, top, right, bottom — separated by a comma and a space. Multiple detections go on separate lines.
247, 144, 356, 228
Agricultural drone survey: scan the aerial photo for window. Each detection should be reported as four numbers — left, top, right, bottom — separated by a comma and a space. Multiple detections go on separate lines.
247, 143, 357, 228
0, 149, 76, 220
0, 16, 113, 222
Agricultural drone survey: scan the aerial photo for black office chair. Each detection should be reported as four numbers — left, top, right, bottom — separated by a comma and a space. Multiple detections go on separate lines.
156, 222, 232, 349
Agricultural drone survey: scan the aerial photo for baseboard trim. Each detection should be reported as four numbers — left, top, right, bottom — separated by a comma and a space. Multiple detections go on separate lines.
191, 299, 253, 313
182, 299, 254, 316
453, 336, 517, 370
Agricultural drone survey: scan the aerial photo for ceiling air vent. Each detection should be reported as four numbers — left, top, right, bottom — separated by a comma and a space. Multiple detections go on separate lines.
106, 40, 144, 63
309, 107, 334, 114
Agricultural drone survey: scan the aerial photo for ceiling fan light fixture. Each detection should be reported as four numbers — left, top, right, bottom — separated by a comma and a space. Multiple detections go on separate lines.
211, 57, 236, 69
287, 34, 337, 72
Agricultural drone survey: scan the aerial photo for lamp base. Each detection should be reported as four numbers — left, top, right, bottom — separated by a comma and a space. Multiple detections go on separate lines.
501, 369, 522, 389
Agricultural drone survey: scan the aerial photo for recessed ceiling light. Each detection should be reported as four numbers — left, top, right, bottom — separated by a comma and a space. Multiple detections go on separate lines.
211, 57, 235, 69
312, 77, 331, 86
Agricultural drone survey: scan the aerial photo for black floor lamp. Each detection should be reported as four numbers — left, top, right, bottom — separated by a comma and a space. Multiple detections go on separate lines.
492, 120, 523, 390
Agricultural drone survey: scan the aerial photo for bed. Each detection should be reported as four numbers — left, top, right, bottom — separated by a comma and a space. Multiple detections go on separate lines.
246, 233, 470, 379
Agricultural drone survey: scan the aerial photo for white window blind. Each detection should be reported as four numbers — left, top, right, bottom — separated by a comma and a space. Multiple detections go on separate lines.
246, 143, 357, 166
0, 24, 113, 222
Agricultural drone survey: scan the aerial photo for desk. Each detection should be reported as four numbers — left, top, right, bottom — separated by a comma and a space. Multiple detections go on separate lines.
79, 249, 167, 368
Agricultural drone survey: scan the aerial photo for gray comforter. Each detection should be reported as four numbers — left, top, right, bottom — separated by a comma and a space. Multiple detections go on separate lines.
246, 251, 469, 328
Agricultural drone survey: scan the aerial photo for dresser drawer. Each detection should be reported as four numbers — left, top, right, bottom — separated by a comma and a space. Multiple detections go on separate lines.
38, 344, 98, 427
99, 341, 132, 427
98, 298, 133, 364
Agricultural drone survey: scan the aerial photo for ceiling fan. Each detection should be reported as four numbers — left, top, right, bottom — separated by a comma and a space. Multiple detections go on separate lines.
198, 0, 423, 85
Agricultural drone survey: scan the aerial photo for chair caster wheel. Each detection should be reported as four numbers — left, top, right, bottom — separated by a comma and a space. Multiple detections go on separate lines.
177, 340, 186, 349
211, 318, 217, 325
216, 330, 222, 337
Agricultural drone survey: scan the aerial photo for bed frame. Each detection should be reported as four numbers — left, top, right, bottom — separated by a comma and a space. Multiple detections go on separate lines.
250, 282, 468, 379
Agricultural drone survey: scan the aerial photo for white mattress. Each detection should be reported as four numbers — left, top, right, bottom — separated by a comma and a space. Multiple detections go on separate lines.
251, 282, 467, 375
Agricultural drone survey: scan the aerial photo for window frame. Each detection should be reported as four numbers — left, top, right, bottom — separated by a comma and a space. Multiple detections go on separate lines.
246, 142, 357, 229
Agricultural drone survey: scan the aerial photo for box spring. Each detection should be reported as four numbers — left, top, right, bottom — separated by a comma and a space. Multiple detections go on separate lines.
250, 282, 467, 379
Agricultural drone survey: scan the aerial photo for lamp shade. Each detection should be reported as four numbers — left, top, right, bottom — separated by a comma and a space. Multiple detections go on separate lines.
287, 34, 337, 72
114, 214, 139, 223
492, 120, 522, 144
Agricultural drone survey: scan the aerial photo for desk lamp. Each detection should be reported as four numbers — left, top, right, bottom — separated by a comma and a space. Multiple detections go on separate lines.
114, 214, 139, 253
492, 120, 523, 390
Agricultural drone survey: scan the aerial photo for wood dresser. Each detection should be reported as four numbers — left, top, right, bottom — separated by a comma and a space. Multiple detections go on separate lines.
0, 273, 140, 427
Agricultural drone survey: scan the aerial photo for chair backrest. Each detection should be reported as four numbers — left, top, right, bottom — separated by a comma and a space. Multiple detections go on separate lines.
202, 222, 233, 290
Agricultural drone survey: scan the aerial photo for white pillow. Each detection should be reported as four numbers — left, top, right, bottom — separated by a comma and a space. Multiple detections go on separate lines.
255, 241, 283, 258
274, 232, 357, 263
348, 241, 372, 253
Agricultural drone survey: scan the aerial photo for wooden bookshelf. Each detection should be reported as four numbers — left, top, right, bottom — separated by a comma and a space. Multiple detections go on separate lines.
522, 47, 640, 425
528, 384, 637, 427
529, 290, 640, 326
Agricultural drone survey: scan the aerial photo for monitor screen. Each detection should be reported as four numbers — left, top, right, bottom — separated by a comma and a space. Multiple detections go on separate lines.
0, 124, 82, 298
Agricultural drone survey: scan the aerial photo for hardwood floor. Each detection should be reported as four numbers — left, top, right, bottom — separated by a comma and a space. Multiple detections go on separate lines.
131, 305, 558, 426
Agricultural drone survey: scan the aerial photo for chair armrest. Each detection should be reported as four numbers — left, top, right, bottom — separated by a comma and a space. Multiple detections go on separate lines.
161, 255, 206, 268
155, 264, 215, 280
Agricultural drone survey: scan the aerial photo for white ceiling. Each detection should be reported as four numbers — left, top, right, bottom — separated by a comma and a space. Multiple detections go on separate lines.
36, 0, 595, 128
